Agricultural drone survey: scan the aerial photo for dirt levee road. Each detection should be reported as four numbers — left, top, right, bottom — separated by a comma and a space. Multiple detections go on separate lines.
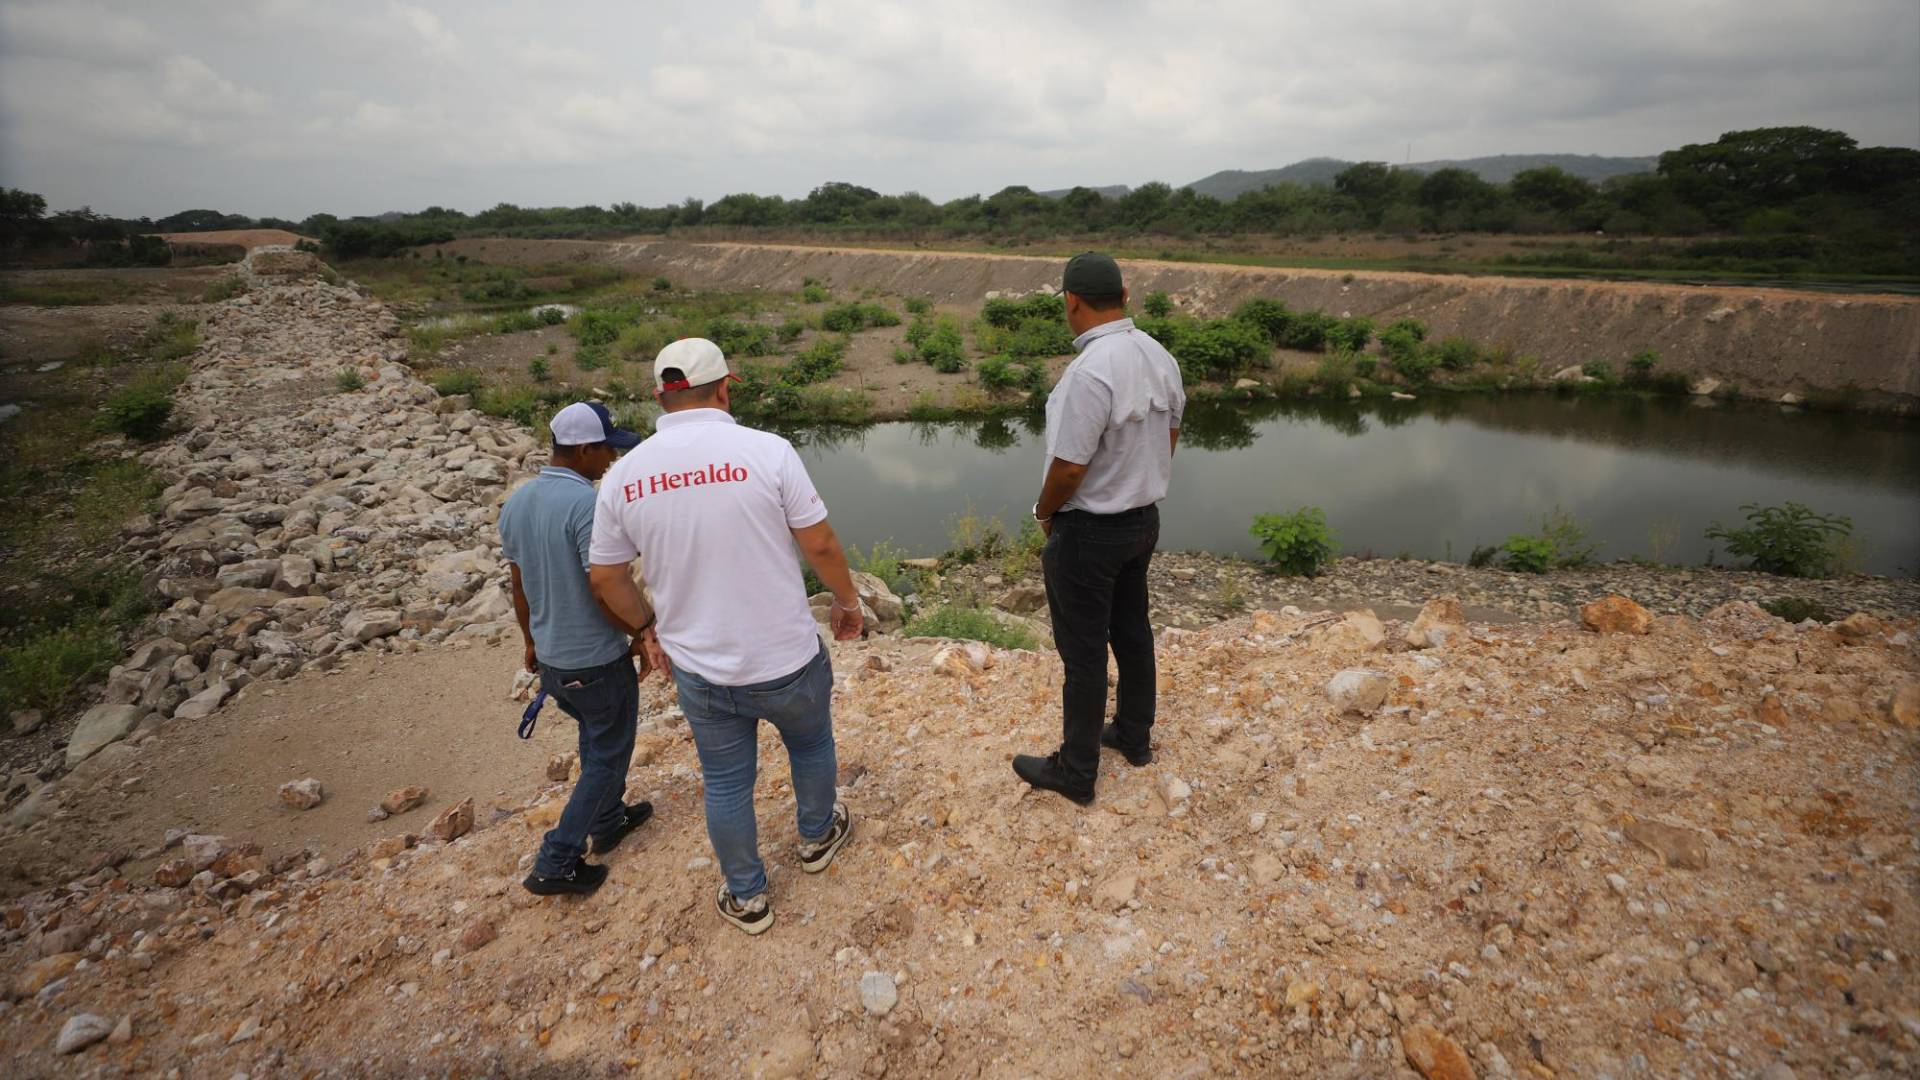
440, 237, 1920, 409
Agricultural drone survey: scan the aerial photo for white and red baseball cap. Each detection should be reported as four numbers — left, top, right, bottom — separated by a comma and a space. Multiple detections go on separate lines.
549, 401, 642, 449
654, 337, 741, 392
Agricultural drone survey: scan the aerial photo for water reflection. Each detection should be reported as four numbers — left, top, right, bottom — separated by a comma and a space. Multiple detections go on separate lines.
788, 396, 1920, 576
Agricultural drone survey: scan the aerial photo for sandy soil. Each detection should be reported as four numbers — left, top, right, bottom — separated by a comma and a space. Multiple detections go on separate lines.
152, 230, 308, 250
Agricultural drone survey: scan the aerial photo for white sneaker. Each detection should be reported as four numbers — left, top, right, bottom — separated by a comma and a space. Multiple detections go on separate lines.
715, 883, 773, 935
797, 803, 852, 874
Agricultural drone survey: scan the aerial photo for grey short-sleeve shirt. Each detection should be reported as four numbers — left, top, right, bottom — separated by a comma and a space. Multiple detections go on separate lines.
499, 466, 630, 670
1043, 318, 1186, 514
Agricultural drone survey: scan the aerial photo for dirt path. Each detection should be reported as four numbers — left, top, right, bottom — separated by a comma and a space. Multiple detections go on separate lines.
436, 237, 1920, 411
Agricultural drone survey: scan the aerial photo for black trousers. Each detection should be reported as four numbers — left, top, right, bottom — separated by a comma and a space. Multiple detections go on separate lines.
1042, 504, 1160, 785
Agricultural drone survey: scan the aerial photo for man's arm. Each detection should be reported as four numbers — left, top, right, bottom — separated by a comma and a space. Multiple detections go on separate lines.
508, 562, 537, 673
1170, 427, 1180, 455
791, 519, 863, 640
1034, 458, 1090, 537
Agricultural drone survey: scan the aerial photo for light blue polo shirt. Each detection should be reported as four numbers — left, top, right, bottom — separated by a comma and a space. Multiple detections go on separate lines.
498, 467, 630, 670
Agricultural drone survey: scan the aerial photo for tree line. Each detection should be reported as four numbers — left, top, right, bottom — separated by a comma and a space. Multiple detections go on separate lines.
4, 127, 1916, 275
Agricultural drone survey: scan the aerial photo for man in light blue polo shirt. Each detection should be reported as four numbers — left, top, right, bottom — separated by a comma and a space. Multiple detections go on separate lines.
500, 401, 659, 897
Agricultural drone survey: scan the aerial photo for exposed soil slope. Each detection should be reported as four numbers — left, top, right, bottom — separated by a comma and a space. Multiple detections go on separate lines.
436, 238, 1920, 410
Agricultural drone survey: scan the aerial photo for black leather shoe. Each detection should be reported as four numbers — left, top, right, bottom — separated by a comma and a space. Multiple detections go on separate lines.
1100, 724, 1153, 767
1012, 753, 1095, 805
589, 801, 655, 855
522, 861, 609, 897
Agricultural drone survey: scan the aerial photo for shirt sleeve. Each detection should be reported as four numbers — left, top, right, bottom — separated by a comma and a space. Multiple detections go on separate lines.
497, 501, 519, 564
1171, 377, 1187, 430
779, 443, 829, 529
1050, 369, 1112, 465
570, 497, 595, 572
588, 476, 640, 565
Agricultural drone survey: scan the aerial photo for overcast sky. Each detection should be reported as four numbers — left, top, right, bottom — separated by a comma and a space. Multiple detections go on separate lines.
2, 0, 1915, 220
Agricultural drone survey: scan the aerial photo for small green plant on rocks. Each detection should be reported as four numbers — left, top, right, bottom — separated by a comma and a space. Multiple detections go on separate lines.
1500, 507, 1600, 572
1705, 502, 1854, 578
902, 605, 1036, 651
1250, 507, 1336, 576
98, 366, 186, 441
1760, 596, 1837, 623
334, 368, 365, 392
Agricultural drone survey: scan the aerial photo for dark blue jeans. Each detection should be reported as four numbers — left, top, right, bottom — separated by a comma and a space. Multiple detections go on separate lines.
535, 654, 637, 876
671, 643, 837, 900
1043, 505, 1160, 786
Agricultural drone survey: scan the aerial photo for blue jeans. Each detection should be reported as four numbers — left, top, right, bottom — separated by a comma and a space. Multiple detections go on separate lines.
671, 643, 837, 900
535, 655, 637, 876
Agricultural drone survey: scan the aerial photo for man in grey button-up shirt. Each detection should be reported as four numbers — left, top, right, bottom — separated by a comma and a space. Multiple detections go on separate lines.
1014, 252, 1185, 805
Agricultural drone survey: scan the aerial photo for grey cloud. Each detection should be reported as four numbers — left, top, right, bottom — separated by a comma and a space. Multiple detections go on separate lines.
0, 0, 1913, 219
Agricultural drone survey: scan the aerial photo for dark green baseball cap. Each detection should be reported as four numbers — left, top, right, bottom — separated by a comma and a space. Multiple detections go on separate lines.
1062, 251, 1124, 300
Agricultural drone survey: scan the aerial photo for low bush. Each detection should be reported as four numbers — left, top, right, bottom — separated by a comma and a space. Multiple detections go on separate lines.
569, 308, 622, 347
1432, 337, 1480, 371
904, 296, 932, 315
1499, 507, 1600, 572
574, 343, 610, 370
430, 368, 485, 396
785, 336, 848, 385
203, 275, 247, 302
976, 354, 1048, 392
1760, 596, 1837, 623
528, 357, 551, 382
901, 605, 1037, 650
1353, 356, 1379, 380
1626, 349, 1658, 387
800, 278, 830, 303
778, 316, 807, 343
334, 368, 364, 392
1581, 360, 1613, 381
704, 317, 777, 357
1325, 316, 1374, 353
1250, 507, 1337, 576
98, 367, 186, 441
138, 314, 198, 362
901, 315, 968, 373
820, 301, 901, 332
1142, 291, 1174, 318
1705, 502, 1853, 577
1312, 352, 1357, 395
0, 619, 123, 712
981, 293, 1064, 328
491, 310, 543, 334
650, 276, 672, 292
1139, 315, 1269, 383
943, 501, 1008, 564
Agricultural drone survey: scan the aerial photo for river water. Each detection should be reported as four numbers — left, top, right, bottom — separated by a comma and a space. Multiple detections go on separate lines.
782, 395, 1920, 576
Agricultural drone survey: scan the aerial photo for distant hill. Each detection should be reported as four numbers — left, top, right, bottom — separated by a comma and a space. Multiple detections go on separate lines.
1183, 153, 1657, 200
1035, 184, 1132, 200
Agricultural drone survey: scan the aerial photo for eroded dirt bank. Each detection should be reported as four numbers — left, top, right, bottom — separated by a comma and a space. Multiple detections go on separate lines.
438, 237, 1920, 411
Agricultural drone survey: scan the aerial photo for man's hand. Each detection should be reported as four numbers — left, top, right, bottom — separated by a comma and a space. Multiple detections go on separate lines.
629, 633, 653, 680
640, 627, 671, 676
829, 597, 864, 641
1040, 516, 1053, 538
523, 642, 539, 674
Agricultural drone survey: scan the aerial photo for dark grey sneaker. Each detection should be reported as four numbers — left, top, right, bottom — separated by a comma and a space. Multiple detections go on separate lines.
715, 883, 774, 935
589, 801, 654, 855
522, 861, 609, 897
796, 803, 852, 874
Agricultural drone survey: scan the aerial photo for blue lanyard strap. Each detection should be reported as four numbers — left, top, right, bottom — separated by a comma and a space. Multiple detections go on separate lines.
518, 690, 547, 739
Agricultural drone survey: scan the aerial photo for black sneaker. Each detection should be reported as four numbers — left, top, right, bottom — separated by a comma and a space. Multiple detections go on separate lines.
1100, 724, 1153, 767
716, 883, 774, 935
796, 803, 852, 874
522, 861, 609, 897
1012, 753, 1095, 805
589, 801, 655, 855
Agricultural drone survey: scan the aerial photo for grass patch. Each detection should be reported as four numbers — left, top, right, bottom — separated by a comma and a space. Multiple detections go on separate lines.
202, 275, 248, 302
1760, 596, 1837, 623
430, 368, 486, 397
137, 313, 198, 362
0, 279, 142, 306
901, 604, 1037, 650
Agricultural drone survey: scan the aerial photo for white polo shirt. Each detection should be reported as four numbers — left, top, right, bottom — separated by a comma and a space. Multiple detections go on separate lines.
589, 408, 828, 686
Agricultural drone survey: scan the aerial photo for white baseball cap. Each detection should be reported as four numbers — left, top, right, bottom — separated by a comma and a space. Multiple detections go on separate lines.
654, 337, 739, 392
549, 401, 642, 448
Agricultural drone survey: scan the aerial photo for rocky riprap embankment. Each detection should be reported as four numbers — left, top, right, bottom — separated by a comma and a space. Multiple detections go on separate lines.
6, 254, 541, 806
0, 601, 1914, 1077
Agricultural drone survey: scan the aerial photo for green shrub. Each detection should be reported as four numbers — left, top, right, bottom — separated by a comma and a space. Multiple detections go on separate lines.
1275, 310, 1336, 351
138, 314, 198, 362
801, 279, 830, 303
1232, 298, 1293, 342
1705, 502, 1853, 577
705, 317, 777, 357
1390, 347, 1437, 383
1626, 349, 1658, 386
1499, 507, 1600, 572
777, 316, 807, 343
981, 293, 1064, 328
1379, 319, 1427, 354
569, 309, 622, 346
1312, 352, 1357, 395
98, 367, 185, 441
431, 369, 485, 396
528, 357, 551, 382
943, 501, 1008, 563
538, 305, 568, 326
1760, 596, 1837, 623
907, 315, 968, 373
1582, 360, 1613, 381
785, 336, 847, 385
203, 275, 247, 302
821, 301, 901, 332
904, 314, 933, 348
334, 368, 364, 392
650, 276, 673, 292
1142, 291, 1174, 318
904, 296, 932, 315
574, 343, 610, 370
1433, 338, 1480, 371
492, 310, 542, 334
1250, 507, 1337, 576
1325, 316, 1374, 353
976, 354, 1047, 392
1141, 315, 1269, 382
901, 604, 1037, 650
1353, 356, 1379, 379
0, 620, 124, 712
